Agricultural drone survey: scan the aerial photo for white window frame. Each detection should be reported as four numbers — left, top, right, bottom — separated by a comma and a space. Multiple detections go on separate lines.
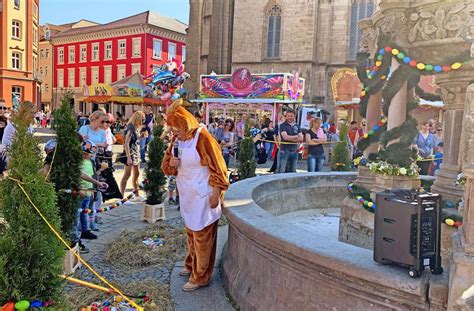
91, 67, 99, 84
182, 46, 186, 62
57, 69, 64, 88
131, 63, 141, 74
58, 47, 64, 64
132, 37, 141, 57
104, 41, 112, 60
168, 42, 177, 60
118, 39, 126, 59
12, 86, 22, 101
68, 68, 75, 88
79, 67, 87, 86
68, 46, 75, 63
153, 39, 162, 59
12, 52, 21, 70
12, 20, 21, 39
33, 3, 39, 19
117, 64, 126, 81
80, 44, 87, 63
33, 25, 38, 46
33, 54, 37, 76
92, 43, 99, 62
104, 65, 112, 84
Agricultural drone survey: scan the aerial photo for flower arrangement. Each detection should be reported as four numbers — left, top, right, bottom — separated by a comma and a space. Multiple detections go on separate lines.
456, 173, 466, 186
369, 161, 419, 178
353, 156, 368, 167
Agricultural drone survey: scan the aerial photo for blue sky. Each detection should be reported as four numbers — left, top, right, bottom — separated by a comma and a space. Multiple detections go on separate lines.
40, 0, 189, 25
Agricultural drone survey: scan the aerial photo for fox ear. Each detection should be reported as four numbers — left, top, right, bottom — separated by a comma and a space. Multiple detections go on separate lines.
167, 98, 183, 115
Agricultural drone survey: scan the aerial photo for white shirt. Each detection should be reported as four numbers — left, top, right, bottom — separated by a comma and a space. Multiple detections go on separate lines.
1, 121, 34, 147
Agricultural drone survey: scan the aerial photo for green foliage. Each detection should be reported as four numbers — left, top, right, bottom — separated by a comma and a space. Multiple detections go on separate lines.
0, 102, 64, 303
50, 94, 82, 240
237, 121, 256, 180
144, 121, 167, 205
331, 123, 352, 171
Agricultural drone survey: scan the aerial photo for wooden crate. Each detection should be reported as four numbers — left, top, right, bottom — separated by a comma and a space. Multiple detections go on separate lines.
141, 203, 165, 224
63, 244, 82, 274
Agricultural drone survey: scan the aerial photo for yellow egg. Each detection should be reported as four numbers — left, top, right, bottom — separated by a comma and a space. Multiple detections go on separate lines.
361, 91, 366, 96
368, 202, 374, 208
375, 61, 382, 67
451, 62, 462, 70
391, 49, 399, 55
445, 219, 455, 226
381, 75, 386, 80
363, 134, 369, 138
416, 63, 425, 70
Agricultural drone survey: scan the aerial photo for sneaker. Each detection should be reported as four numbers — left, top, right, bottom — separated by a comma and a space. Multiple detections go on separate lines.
81, 230, 98, 240
131, 195, 146, 202
169, 198, 176, 205
78, 242, 89, 254
176, 197, 180, 205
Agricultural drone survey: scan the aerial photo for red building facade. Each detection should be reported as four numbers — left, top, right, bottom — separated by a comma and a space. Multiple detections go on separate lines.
50, 11, 186, 112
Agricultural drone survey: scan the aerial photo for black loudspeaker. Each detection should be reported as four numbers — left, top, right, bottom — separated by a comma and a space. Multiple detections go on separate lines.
374, 189, 443, 278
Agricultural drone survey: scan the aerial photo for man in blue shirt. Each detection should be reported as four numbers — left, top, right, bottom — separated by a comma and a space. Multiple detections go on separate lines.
277, 110, 303, 173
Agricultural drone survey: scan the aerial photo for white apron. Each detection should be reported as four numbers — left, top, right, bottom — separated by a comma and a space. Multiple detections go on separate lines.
176, 127, 222, 231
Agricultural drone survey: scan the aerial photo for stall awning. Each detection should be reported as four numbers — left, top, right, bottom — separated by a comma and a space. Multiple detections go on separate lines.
78, 95, 168, 106
191, 98, 299, 104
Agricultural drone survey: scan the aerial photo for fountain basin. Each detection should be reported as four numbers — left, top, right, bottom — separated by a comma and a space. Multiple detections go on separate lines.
222, 172, 448, 310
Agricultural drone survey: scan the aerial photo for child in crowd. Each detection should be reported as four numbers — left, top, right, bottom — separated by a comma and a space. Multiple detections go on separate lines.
77, 140, 108, 241
167, 176, 179, 206
431, 142, 443, 176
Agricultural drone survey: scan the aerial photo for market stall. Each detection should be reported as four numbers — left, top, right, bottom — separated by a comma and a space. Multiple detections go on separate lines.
192, 68, 305, 124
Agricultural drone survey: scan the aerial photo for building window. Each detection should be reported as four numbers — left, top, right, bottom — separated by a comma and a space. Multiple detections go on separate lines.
40, 67, 43, 75
182, 46, 186, 62
79, 68, 87, 86
57, 69, 64, 88
117, 65, 126, 81
266, 4, 282, 59
40, 49, 44, 58
33, 25, 38, 46
46, 49, 50, 58
104, 41, 112, 60
104, 66, 112, 84
132, 38, 141, 57
68, 46, 75, 63
12, 20, 21, 39
153, 39, 162, 59
58, 47, 64, 64
131, 63, 141, 74
80, 45, 87, 62
14, 0, 20, 9
348, 0, 375, 60
68, 69, 75, 87
33, 3, 38, 19
12, 86, 22, 102
168, 42, 177, 60
91, 67, 99, 84
11, 52, 21, 70
118, 40, 126, 59
45, 66, 48, 75
45, 84, 49, 93
33, 55, 37, 76
92, 43, 99, 61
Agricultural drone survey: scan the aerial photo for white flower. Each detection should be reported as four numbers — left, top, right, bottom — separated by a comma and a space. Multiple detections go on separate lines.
399, 167, 407, 175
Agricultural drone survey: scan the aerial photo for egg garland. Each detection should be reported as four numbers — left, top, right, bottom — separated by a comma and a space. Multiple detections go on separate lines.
378, 47, 464, 73
79, 191, 137, 214
347, 182, 376, 212
358, 117, 387, 141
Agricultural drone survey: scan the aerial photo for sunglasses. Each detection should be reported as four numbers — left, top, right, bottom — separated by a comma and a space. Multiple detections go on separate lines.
102, 120, 111, 124
437, 129, 442, 132
0, 107, 7, 111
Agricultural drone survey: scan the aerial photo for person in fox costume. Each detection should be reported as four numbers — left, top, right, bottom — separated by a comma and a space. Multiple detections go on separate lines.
162, 99, 229, 291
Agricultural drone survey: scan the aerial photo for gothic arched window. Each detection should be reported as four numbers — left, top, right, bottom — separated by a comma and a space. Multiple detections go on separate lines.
348, 0, 374, 59
267, 4, 282, 59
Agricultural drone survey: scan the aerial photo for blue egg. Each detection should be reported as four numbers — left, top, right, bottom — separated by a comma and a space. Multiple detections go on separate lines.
434, 65, 442, 72
379, 49, 385, 55
403, 57, 411, 63
371, 70, 377, 75
373, 125, 379, 131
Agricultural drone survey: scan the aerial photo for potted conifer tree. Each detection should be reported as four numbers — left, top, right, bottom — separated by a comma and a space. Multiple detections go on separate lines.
142, 119, 167, 223
0, 102, 64, 304
238, 120, 257, 180
331, 123, 352, 171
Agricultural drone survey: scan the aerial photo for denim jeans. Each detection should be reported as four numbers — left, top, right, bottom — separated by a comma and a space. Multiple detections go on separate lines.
223, 152, 230, 168
140, 134, 153, 162
265, 142, 274, 160
277, 150, 298, 173
307, 154, 325, 172
72, 196, 90, 242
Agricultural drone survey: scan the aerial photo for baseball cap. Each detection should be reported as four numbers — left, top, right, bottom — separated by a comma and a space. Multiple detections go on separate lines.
44, 139, 57, 154
82, 140, 97, 154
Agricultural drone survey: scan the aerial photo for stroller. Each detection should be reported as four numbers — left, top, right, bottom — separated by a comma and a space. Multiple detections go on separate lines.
95, 149, 122, 201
